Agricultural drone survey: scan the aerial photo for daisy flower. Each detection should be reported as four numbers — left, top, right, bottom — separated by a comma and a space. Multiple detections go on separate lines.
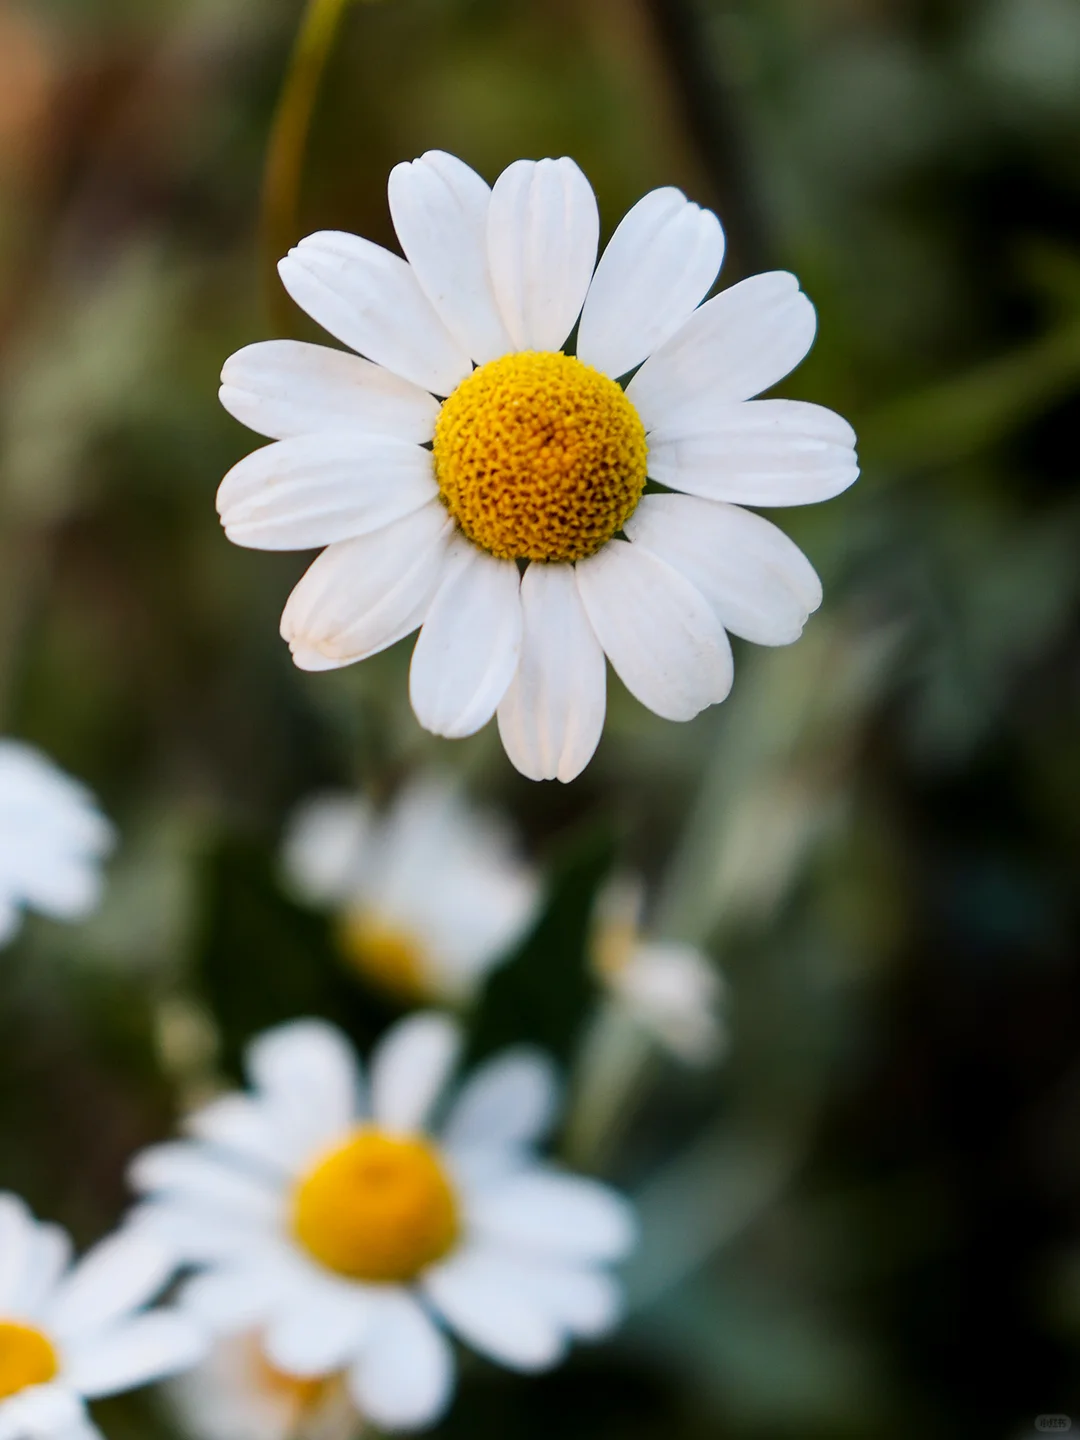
0, 741, 115, 947
129, 1015, 636, 1434
280, 776, 538, 1005
0, 1193, 204, 1440
591, 876, 725, 1065
217, 151, 859, 783
167, 1332, 357, 1440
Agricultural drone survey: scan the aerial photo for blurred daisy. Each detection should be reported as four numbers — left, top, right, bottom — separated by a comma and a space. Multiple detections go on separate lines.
0, 741, 115, 947
217, 151, 858, 783
592, 876, 725, 1065
280, 777, 539, 1005
0, 1194, 204, 1440
167, 1333, 357, 1440
131, 1015, 636, 1434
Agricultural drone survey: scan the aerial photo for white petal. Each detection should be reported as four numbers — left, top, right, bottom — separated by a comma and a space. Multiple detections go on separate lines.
246, 1019, 364, 1148
278, 232, 471, 395
388, 151, 513, 366
216, 432, 437, 551
18, 1224, 73, 1320
423, 1246, 566, 1372
469, 1171, 636, 1263
408, 538, 522, 739
347, 1292, 454, 1432
280, 502, 452, 669
47, 1231, 175, 1342
176, 1265, 279, 1335
127, 1145, 284, 1226
280, 793, 373, 909
465, 1251, 621, 1339
623, 493, 821, 646
62, 1418, 104, 1440
369, 778, 539, 998
262, 1290, 372, 1376
615, 941, 725, 1064
62, 1416, 104, 1440
219, 341, 440, 444
369, 1012, 461, 1134
627, 272, 817, 431
442, 1048, 559, 1153
0, 746, 113, 928
0, 1192, 37, 1311
648, 398, 858, 506
283, 642, 351, 673
64, 1311, 206, 1398
577, 187, 724, 379
184, 1094, 299, 1174
486, 158, 599, 352
0, 1384, 91, 1440
575, 540, 733, 721
496, 562, 606, 783
125, 1201, 268, 1267
0, 744, 113, 855
0, 848, 102, 925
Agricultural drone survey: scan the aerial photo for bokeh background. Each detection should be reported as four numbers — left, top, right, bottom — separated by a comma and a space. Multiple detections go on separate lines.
1, 0, 1080, 1436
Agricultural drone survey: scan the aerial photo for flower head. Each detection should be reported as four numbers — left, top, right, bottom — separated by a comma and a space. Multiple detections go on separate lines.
0, 742, 114, 947
218, 152, 858, 783
0, 1195, 204, 1440
281, 776, 539, 1004
130, 1015, 636, 1433
592, 876, 725, 1065
167, 1332, 357, 1440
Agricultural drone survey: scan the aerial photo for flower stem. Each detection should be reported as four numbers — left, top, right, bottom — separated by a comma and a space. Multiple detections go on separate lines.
260, 0, 367, 327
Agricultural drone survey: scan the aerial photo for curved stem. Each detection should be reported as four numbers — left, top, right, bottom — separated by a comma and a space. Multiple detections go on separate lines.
260, 0, 362, 327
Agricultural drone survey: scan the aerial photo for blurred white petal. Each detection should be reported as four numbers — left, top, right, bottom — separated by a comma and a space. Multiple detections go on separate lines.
370, 1013, 461, 1134
347, 1292, 455, 1431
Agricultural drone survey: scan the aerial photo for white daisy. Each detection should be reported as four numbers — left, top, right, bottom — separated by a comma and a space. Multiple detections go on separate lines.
280, 776, 539, 1005
129, 1015, 636, 1434
0, 1194, 205, 1440
217, 151, 859, 783
166, 1332, 358, 1440
591, 876, 725, 1065
0, 741, 115, 947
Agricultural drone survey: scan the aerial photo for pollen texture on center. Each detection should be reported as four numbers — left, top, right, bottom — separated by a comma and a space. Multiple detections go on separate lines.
291, 1128, 459, 1283
433, 350, 648, 563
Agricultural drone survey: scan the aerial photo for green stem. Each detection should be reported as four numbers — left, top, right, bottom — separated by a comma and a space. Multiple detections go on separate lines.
260, 0, 362, 327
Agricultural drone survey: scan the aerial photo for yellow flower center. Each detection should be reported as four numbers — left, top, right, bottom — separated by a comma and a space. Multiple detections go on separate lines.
248, 1337, 332, 1413
291, 1128, 459, 1283
433, 351, 648, 562
593, 917, 638, 982
0, 1321, 58, 1401
338, 911, 431, 1003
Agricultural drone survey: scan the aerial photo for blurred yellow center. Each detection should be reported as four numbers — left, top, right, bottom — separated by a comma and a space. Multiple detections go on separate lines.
593, 918, 638, 981
434, 351, 648, 562
250, 1338, 330, 1413
291, 1128, 459, 1283
338, 912, 430, 1003
0, 1321, 58, 1400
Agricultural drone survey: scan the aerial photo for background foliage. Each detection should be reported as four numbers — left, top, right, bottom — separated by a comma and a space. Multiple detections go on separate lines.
1, 0, 1079, 1436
